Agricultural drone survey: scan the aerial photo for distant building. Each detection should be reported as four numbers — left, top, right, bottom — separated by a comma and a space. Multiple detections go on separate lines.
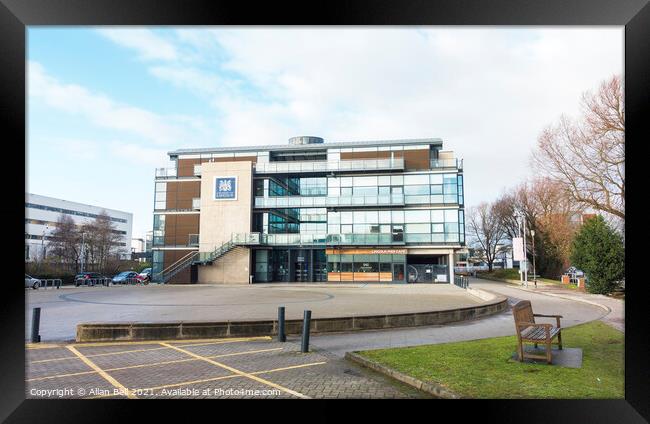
25, 193, 133, 261
131, 234, 153, 262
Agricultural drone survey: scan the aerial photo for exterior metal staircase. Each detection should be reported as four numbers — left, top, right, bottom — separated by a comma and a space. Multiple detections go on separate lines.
155, 233, 262, 283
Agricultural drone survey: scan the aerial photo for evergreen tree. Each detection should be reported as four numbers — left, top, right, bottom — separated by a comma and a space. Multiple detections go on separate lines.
570, 215, 624, 294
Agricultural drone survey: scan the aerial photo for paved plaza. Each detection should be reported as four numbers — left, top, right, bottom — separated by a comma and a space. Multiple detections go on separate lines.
26, 336, 426, 399
24, 278, 621, 399
26, 283, 484, 341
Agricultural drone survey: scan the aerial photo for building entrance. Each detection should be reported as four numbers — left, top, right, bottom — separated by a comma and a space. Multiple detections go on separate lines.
406, 255, 449, 283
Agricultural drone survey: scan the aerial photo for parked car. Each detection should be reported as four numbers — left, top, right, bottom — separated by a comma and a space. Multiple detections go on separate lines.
138, 268, 152, 280
134, 273, 150, 285
112, 271, 139, 285
25, 274, 40, 290
75, 272, 109, 286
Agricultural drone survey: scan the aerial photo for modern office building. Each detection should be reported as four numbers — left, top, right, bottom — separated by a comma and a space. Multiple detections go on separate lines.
152, 136, 465, 284
25, 193, 133, 261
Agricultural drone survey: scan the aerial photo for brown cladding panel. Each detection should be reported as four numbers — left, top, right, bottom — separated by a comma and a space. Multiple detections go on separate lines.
177, 159, 201, 177
166, 181, 201, 210
340, 151, 391, 160
403, 149, 430, 170
163, 213, 200, 246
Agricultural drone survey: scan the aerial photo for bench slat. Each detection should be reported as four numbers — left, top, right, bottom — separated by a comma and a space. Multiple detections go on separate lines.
520, 326, 560, 340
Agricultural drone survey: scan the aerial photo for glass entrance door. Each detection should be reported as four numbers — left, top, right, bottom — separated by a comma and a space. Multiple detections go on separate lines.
295, 261, 308, 282
393, 263, 405, 283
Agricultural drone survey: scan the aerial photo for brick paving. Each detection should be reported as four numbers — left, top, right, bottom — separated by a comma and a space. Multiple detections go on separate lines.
25, 336, 427, 399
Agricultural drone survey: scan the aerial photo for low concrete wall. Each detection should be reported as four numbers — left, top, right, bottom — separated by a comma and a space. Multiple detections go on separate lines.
76, 288, 508, 342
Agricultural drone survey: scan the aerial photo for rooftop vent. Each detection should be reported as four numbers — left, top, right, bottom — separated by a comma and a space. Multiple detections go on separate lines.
288, 136, 324, 145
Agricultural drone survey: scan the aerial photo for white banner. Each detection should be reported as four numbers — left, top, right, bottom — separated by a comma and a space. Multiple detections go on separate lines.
512, 237, 525, 261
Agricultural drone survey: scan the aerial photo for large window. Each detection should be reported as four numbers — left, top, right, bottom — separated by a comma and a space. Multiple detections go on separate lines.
154, 182, 167, 210
153, 215, 165, 246
326, 208, 465, 245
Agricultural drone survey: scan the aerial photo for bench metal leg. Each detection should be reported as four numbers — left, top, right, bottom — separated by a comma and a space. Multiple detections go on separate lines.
557, 331, 562, 350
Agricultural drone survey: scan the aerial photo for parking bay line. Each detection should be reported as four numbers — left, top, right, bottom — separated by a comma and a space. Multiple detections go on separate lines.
30, 336, 274, 364
27, 348, 284, 382
159, 342, 312, 399
65, 345, 137, 399
88, 361, 328, 398
70, 335, 271, 348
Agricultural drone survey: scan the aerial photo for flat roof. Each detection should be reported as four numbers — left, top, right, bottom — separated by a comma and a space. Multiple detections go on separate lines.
168, 137, 443, 157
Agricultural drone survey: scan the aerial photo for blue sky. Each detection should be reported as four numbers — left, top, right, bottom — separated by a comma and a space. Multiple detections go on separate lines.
27, 27, 623, 238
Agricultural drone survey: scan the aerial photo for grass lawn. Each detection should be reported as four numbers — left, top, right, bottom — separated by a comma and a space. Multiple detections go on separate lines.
357, 321, 623, 399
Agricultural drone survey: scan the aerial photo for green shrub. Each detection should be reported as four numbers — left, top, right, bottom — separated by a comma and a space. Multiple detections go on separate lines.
570, 215, 624, 295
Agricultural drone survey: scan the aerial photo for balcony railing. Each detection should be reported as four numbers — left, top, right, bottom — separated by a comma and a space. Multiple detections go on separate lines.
254, 194, 405, 208
155, 167, 177, 178
431, 158, 463, 169
254, 158, 405, 174
326, 234, 405, 245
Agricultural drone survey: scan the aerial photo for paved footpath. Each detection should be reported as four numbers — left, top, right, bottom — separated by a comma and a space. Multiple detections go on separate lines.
499, 279, 624, 332
309, 278, 616, 357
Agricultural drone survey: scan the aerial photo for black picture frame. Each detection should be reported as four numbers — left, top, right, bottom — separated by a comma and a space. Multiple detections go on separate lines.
1, 0, 647, 422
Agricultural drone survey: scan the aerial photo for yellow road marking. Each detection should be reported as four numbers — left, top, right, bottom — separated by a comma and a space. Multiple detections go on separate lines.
159, 342, 311, 399
27, 348, 284, 382
252, 361, 328, 375
71, 335, 271, 348
30, 336, 273, 364
65, 345, 137, 399
88, 361, 327, 398
25, 343, 66, 350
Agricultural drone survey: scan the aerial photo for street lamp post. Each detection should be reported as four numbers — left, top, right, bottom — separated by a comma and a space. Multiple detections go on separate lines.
530, 229, 537, 288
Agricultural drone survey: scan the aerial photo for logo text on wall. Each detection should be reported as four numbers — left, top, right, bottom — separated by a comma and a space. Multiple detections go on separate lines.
214, 176, 238, 201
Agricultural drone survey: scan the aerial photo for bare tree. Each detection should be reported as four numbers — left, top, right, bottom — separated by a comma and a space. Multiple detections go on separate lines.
82, 211, 126, 274
533, 75, 624, 219
47, 215, 83, 272
466, 202, 507, 272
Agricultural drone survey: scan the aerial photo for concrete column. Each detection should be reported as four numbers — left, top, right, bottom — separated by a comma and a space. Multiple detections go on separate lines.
448, 251, 455, 284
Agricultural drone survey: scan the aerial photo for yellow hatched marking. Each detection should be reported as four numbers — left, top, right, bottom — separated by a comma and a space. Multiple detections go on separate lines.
87, 361, 327, 398
27, 348, 283, 382
31, 336, 273, 364
73, 335, 271, 348
159, 342, 311, 399
65, 345, 137, 399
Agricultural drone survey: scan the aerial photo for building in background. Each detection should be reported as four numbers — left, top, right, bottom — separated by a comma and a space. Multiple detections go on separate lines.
152, 136, 465, 284
25, 193, 133, 261
131, 233, 153, 262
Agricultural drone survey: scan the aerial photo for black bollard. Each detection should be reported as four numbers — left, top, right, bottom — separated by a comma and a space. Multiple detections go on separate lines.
301, 310, 311, 353
31, 307, 41, 343
278, 306, 286, 342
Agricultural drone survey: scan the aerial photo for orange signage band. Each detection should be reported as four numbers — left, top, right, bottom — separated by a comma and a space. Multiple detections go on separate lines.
325, 248, 408, 255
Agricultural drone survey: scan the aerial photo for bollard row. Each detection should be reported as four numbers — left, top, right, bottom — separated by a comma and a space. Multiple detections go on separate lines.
276, 306, 312, 353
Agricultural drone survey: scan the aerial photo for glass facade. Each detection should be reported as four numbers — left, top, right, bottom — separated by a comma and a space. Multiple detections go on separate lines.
154, 139, 465, 284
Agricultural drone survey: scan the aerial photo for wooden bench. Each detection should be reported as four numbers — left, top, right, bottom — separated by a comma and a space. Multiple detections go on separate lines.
512, 300, 563, 364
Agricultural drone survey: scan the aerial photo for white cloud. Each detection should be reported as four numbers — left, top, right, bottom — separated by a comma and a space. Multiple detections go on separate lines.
108, 141, 170, 167
28, 61, 195, 146
96, 28, 178, 61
